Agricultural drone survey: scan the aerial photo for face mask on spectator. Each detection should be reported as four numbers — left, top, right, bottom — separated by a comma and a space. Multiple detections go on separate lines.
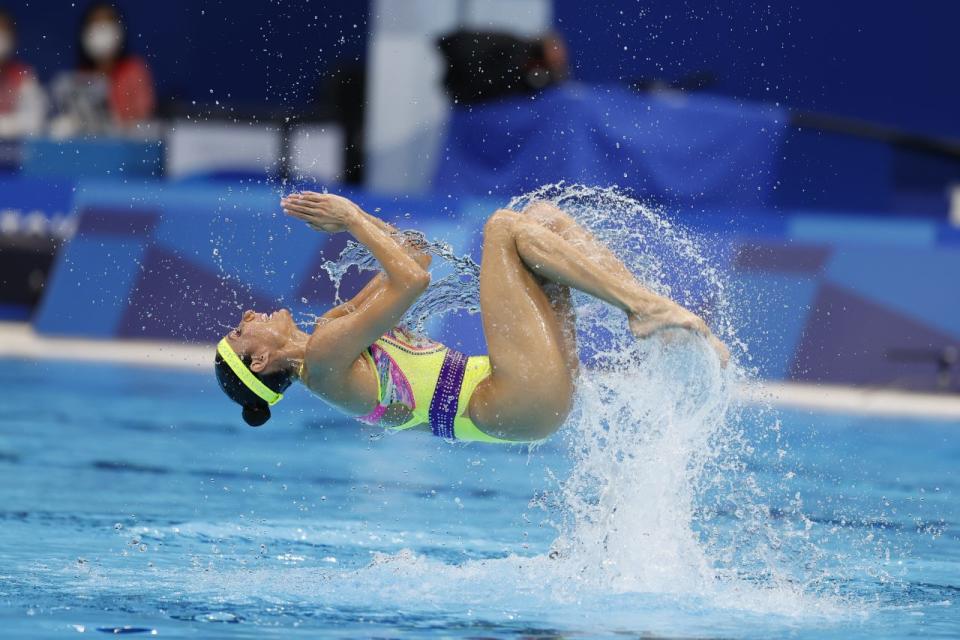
0, 31, 13, 63
83, 22, 122, 62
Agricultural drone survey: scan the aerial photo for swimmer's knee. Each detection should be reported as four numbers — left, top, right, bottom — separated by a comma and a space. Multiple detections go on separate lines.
514, 220, 551, 258
484, 209, 520, 236
523, 201, 572, 233
488, 209, 520, 223
522, 200, 561, 218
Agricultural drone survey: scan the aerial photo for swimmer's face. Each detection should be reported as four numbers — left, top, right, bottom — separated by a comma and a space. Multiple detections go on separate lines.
224, 309, 297, 375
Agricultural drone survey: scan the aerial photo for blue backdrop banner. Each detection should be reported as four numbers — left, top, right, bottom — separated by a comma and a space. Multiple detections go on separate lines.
437, 86, 788, 207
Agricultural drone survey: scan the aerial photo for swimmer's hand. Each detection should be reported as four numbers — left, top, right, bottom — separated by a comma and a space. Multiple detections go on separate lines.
628, 304, 729, 367
281, 192, 361, 233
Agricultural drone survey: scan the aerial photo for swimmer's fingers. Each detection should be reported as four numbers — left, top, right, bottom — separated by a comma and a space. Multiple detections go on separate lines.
282, 200, 335, 223
630, 310, 729, 366
280, 195, 321, 212
668, 318, 730, 367
662, 314, 709, 336
283, 193, 359, 225
287, 192, 358, 214
670, 309, 709, 335
298, 191, 355, 207
281, 201, 317, 218
296, 191, 328, 201
281, 204, 344, 233
281, 204, 318, 224
628, 314, 668, 339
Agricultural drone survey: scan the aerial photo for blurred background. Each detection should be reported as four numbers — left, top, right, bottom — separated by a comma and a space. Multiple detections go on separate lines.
1, 0, 958, 393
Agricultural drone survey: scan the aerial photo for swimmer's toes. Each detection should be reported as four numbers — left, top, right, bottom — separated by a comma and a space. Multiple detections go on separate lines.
628, 313, 658, 339
709, 334, 730, 368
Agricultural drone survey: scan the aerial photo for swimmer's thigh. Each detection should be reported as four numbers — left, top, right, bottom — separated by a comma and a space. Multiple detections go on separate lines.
469, 211, 575, 441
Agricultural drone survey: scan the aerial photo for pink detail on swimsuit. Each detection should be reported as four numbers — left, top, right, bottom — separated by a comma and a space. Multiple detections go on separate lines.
356, 328, 439, 426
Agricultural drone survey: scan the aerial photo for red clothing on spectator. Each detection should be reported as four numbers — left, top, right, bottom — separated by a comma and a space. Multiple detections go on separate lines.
0, 60, 33, 114
108, 56, 155, 123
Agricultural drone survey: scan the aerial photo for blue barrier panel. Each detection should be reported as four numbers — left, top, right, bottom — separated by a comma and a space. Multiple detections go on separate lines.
724, 230, 960, 388
0, 175, 76, 220
21, 138, 163, 180
32, 179, 960, 390
35, 181, 497, 355
0, 176, 78, 320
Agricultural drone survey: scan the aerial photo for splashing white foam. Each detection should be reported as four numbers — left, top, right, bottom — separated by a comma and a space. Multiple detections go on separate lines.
301, 184, 865, 617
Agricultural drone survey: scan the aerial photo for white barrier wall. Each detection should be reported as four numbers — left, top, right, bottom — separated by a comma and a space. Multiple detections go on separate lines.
166, 121, 282, 179
365, 0, 551, 194
165, 121, 344, 182
290, 125, 345, 183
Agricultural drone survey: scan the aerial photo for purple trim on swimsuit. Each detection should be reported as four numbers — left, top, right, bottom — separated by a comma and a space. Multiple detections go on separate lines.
428, 349, 468, 439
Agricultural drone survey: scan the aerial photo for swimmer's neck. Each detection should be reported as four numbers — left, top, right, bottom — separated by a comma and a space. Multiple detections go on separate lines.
280, 327, 311, 379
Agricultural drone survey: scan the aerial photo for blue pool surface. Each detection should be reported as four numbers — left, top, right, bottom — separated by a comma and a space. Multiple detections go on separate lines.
0, 357, 958, 638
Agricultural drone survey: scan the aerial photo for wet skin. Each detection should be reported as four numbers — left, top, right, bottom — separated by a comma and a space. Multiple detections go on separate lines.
224, 193, 727, 441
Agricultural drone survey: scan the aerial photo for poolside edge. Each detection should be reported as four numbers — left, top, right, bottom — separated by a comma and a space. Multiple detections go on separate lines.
2, 322, 958, 420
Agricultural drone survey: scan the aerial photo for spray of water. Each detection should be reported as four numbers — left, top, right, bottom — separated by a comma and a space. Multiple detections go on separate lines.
320, 229, 481, 332
501, 185, 846, 611
306, 183, 860, 615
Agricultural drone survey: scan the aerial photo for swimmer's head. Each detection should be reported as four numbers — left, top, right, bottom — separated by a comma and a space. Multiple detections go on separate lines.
214, 309, 298, 427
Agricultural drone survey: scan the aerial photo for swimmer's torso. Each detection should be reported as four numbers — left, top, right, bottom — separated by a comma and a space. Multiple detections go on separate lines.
311, 326, 506, 443
356, 327, 447, 428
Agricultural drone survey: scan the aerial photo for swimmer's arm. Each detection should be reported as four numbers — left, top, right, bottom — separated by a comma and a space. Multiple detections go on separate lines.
305, 205, 431, 370
319, 220, 431, 321
360, 213, 433, 269
285, 191, 431, 269
320, 275, 386, 321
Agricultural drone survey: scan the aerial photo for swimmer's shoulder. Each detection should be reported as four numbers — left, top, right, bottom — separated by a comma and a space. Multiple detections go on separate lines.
301, 350, 380, 417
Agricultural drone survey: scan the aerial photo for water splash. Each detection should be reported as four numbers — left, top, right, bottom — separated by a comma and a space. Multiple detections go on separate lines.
499, 186, 814, 606
313, 183, 877, 615
320, 229, 481, 332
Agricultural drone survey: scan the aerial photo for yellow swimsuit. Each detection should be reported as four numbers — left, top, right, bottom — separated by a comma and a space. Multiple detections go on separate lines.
356, 327, 513, 443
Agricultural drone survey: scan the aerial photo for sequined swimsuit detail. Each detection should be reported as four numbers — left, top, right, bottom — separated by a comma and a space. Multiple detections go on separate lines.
356, 327, 510, 443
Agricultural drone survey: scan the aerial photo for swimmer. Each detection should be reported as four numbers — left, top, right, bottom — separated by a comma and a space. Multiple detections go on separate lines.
215, 193, 728, 442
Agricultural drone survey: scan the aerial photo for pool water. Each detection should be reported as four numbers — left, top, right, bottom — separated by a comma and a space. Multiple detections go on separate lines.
0, 356, 957, 638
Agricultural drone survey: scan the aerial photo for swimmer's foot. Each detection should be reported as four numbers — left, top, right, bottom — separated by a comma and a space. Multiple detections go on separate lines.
628, 305, 729, 367
627, 303, 707, 339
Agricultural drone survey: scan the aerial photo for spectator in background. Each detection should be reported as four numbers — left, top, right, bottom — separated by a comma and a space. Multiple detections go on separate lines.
50, 2, 155, 137
437, 30, 569, 105
0, 9, 47, 138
